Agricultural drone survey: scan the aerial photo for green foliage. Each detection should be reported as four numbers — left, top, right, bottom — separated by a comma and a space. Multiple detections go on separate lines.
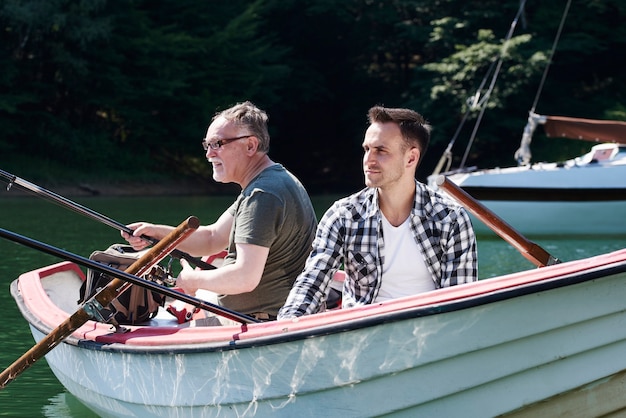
408, 0, 626, 171
0, 0, 625, 191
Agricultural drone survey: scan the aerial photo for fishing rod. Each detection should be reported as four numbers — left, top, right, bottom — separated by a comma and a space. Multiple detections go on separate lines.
0, 216, 199, 389
0, 168, 215, 270
0, 226, 259, 325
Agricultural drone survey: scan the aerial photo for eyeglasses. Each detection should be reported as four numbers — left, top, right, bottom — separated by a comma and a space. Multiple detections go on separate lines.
201, 135, 252, 151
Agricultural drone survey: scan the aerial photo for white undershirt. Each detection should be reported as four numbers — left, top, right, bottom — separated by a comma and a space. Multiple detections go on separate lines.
374, 215, 436, 303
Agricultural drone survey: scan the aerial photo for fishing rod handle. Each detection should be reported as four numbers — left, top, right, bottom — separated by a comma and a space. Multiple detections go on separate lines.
125, 216, 200, 276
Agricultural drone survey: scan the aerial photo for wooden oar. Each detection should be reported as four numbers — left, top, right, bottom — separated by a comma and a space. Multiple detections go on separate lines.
436, 175, 560, 267
0, 227, 260, 325
0, 216, 198, 389
0, 168, 215, 271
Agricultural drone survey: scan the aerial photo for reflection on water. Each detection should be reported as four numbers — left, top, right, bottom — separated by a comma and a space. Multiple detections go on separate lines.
42, 392, 99, 418
0, 195, 623, 416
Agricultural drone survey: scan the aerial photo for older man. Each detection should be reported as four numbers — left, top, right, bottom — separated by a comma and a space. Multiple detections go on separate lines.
124, 101, 317, 322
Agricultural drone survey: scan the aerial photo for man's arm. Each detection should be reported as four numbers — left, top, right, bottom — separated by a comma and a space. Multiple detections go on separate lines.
441, 208, 478, 286
122, 211, 233, 257
177, 242, 269, 295
278, 205, 345, 319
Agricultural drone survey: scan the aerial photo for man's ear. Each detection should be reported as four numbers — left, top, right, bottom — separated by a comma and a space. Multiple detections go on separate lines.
407, 147, 420, 168
246, 136, 259, 155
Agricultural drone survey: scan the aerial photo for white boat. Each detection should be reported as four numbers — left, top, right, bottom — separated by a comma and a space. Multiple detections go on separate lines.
9, 247, 626, 417
425, 0, 626, 237
429, 113, 626, 236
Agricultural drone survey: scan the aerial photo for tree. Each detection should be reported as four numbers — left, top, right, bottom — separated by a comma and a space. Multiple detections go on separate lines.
0, 0, 292, 183
408, 0, 626, 173
0, 0, 624, 191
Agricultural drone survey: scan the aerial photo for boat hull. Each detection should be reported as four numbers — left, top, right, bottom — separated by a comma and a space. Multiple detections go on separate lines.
467, 199, 626, 236
11, 251, 626, 417
432, 160, 626, 236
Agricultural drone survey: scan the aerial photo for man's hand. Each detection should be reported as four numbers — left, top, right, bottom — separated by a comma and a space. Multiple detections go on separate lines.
121, 222, 156, 251
176, 258, 199, 295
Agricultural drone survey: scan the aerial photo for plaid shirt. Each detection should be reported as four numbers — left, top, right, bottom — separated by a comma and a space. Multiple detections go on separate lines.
278, 181, 478, 319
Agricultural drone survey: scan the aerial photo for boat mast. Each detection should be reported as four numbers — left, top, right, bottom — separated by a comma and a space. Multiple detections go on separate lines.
514, 0, 572, 166
432, 0, 573, 174
431, 1, 528, 176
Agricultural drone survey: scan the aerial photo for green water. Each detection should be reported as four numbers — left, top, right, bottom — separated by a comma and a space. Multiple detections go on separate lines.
0, 194, 624, 417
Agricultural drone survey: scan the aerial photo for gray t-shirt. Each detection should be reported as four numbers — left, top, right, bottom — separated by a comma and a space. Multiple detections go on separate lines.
219, 164, 317, 316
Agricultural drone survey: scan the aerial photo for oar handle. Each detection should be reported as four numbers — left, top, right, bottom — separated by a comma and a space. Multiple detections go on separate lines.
0, 216, 199, 389
0, 168, 215, 270
436, 176, 559, 268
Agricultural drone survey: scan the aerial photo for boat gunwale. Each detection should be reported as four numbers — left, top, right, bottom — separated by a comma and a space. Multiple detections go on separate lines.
12, 249, 626, 354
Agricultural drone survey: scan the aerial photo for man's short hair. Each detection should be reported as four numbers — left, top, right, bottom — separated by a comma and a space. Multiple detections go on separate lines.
214, 101, 271, 153
367, 106, 431, 160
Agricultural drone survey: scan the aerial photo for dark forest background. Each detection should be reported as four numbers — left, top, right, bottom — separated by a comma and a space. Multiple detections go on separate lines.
1, 0, 625, 194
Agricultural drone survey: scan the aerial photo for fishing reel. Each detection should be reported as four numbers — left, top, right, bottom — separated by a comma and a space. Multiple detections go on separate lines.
143, 263, 176, 287
84, 260, 177, 333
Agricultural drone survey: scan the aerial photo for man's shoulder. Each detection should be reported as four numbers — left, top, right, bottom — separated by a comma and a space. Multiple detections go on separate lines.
414, 181, 469, 222
255, 163, 287, 182
244, 164, 315, 216
248, 164, 301, 194
328, 187, 374, 216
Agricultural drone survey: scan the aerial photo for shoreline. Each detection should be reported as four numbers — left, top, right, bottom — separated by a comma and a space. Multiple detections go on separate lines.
2, 179, 238, 198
